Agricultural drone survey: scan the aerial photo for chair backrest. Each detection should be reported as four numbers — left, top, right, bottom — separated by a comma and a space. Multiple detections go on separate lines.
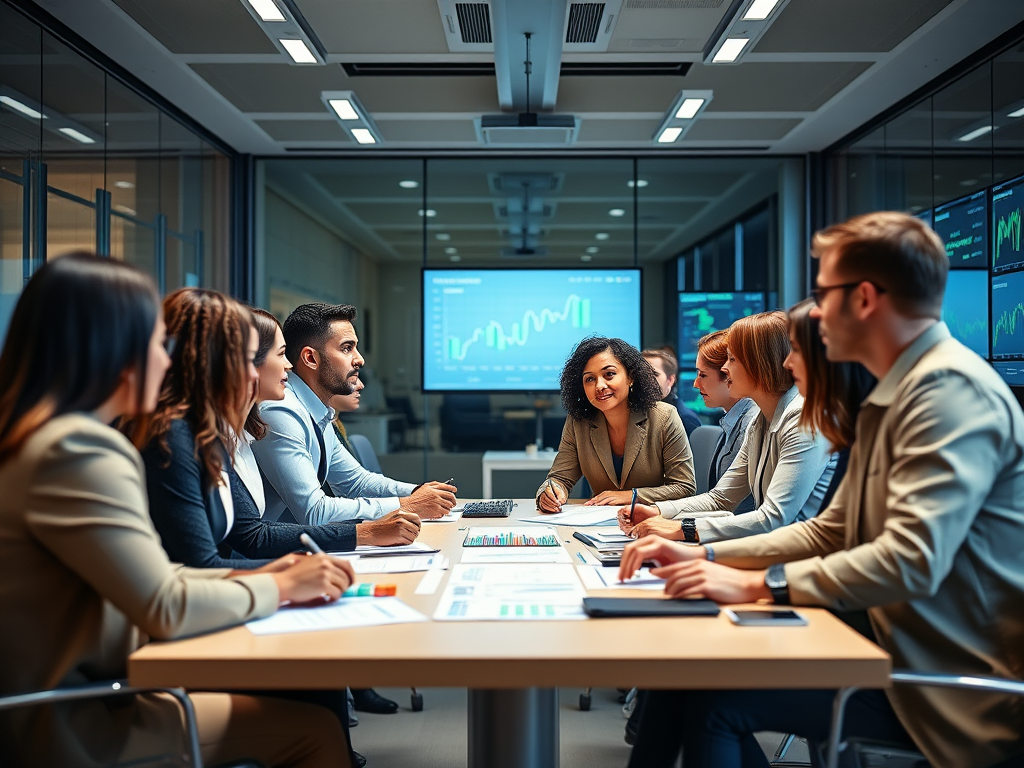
688, 425, 724, 495
348, 434, 383, 474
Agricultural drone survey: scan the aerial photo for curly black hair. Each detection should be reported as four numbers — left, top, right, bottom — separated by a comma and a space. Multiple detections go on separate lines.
560, 337, 663, 421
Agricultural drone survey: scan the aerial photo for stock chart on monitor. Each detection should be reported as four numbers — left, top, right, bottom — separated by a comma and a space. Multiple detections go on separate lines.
678, 292, 767, 368
941, 270, 989, 358
933, 191, 986, 268
991, 270, 1024, 360
422, 269, 641, 391
993, 173, 1024, 273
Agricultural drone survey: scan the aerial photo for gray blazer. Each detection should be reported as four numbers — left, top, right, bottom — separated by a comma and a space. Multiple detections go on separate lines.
538, 401, 696, 504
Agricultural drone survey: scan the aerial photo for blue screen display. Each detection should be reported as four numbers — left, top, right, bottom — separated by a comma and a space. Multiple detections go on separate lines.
677, 292, 767, 368
423, 269, 641, 391
941, 270, 989, 358
992, 173, 1024, 273
993, 361, 1024, 387
992, 270, 1024, 360
933, 191, 987, 268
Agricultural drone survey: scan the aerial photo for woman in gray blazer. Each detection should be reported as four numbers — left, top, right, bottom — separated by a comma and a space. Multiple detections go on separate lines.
537, 337, 696, 511
0, 254, 354, 768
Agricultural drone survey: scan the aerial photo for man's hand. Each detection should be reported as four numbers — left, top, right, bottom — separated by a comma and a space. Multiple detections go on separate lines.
654, 560, 770, 604
270, 553, 355, 604
357, 510, 422, 546
616, 503, 659, 534
618, 536, 705, 581
629, 517, 686, 540
585, 489, 635, 506
538, 481, 567, 513
400, 482, 457, 519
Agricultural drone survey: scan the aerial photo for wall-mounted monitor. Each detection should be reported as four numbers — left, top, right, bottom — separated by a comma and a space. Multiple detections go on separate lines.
993, 361, 1024, 388
941, 270, 989, 358
992, 173, 1024, 274
913, 208, 933, 227
422, 268, 641, 392
933, 190, 986, 268
991, 270, 1024, 360
677, 292, 767, 368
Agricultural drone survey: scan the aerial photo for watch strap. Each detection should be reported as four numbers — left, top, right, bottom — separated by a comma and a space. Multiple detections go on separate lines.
681, 518, 699, 543
765, 563, 791, 605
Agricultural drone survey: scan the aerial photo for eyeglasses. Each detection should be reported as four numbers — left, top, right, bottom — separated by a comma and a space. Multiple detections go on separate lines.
810, 280, 886, 306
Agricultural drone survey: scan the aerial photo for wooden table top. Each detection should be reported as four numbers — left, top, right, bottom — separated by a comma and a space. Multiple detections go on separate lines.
129, 500, 890, 691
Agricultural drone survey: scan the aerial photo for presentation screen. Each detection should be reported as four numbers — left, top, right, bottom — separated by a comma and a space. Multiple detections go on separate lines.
993, 173, 1024, 273
677, 292, 767, 368
991, 270, 1024, 360
422, 268, 641, 392
941, 270, 989, 358
933, 190, 987, 268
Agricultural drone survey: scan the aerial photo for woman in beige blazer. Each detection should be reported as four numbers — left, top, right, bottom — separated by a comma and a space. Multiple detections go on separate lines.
0, 253, 355, 768
537, 337, 695, 511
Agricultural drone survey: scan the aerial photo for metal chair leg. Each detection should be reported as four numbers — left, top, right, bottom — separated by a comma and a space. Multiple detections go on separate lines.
825, 686, 859, 768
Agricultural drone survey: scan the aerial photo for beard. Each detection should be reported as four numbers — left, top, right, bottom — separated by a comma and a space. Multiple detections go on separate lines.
318, 358, 359, 396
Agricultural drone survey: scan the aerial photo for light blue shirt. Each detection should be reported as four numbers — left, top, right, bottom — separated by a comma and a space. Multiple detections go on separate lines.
252, 375, 416, 525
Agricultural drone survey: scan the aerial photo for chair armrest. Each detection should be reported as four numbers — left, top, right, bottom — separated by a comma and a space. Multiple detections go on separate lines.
0, 680, 202, 767
891, 670, 1024, 697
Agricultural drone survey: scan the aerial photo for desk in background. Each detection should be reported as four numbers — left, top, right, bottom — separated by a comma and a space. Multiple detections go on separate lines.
130, 499, 890, 768
481, 450, 557, 498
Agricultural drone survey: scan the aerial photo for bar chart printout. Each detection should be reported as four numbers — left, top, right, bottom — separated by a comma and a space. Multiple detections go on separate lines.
993, 173, 1024, 273
933, 191, 986, 268
991, 271, 1024, 359
463, 526, 560, 547
941, 271, 989, 358
433, 564, 587, 621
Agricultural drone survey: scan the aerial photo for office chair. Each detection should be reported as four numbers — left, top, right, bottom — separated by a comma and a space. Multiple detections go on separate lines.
687, 425, 724, 495
386, 396, 425, 449
0, 679, 265, 768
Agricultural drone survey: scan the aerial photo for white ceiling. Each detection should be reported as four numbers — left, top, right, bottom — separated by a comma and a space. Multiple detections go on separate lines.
30, 0, 1024, 154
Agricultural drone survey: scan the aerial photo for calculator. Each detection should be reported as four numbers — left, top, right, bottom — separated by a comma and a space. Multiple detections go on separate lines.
461, 500, 514, 518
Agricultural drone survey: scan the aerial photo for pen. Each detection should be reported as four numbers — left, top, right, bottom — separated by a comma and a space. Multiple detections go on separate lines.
546, 478, 562, 511
299, 533, 323, 555
628, 488, 638, 526
445, 477, 454, 484
575, 551, 587, 564
343, 583, 397, 598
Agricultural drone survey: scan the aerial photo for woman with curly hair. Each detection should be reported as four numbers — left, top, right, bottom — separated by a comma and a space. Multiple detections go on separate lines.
620, 311, 835, 543
536, 336, 696, 512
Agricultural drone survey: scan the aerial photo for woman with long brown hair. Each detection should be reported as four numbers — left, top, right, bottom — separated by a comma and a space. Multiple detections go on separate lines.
0, 254, 353, 768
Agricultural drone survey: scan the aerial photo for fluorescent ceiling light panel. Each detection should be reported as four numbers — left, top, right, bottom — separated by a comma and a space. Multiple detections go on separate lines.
675, 98, 705, 119
0, 95, 45, 119
351, 128, 376, 144
399, 180, 419, 189
958, 126, 993, 142
581, 255, 592, 262
246, 0, 285, 21
59, 127, 96, 144
658, 127, 683, 143
713, 38, 749, 63
595, 232, 610, 240
329, 99, 359, 120
743, 0, 782, 21
280, 38, 317, 64
418, 208, 437, 217
1008, 107, 1024, 118
627, 179, 648, 188
608, 208, 626, 217
586, 246, 599, 254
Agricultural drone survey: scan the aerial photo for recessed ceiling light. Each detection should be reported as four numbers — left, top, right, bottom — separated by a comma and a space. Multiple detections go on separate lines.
435, 233, 451, 241
328, 99, 359, 120
627, 179, 649, 188
713, 37, 749, 63
595, 232, 610, 240
586, 246, 599, 254
1009, 106, 1024, 119
450, 255, 461, 262
658, 127, 683, 143
245, 0, 285, 22
114, 205, 137, 216
957, 126, 993, 142
418, 209, 437, 218
114, 180, 135, 189
959, 179, 979, 187
608, 208, 626, 217
399, 180, 419, 189
580, 255, 592, 262
675, 98, 705, 119
59, 127, 96, 144
351, 128, 376, 145
0, 95, 45, 119
444, 247, 458, 254
279, 38, 317, 64
742, 0, 782, 21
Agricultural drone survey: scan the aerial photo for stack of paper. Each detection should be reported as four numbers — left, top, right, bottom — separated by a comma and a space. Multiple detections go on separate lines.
336, 554, 448, 574
422, 507, 465, 523
247, 597, 428, 635
434, 564, 586, 621
577, 565, 666, 592
519, 507, 619, 527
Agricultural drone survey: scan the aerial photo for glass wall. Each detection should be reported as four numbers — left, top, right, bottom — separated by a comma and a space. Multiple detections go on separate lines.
0, 0, 233, 343
260, 156, 796, 496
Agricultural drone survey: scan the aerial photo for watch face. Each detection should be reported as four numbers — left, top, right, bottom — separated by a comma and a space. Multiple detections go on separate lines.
766, 565, 786, 589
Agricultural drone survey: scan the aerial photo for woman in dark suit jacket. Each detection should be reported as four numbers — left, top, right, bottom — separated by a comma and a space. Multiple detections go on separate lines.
537, 337, 696, 511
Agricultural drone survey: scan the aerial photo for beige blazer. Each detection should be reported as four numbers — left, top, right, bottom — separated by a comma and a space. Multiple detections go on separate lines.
713, 324, 1024, 768
537, 401, 696, 504
0, 414, 279, 768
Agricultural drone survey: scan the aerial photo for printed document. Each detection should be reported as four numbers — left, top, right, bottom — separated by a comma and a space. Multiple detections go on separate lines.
434, 563, 586, 621
247, 597, 427, 635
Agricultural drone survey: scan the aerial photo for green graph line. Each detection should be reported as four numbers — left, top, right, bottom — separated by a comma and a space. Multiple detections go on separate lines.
447, 293, 591, 361
992, 302, 1024, 349
995, 208, 1022, 263
941, 310, 986, 343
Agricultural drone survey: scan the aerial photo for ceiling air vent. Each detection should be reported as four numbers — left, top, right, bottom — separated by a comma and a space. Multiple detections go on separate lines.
456, 3, 492, 44
566, 3, 605, 44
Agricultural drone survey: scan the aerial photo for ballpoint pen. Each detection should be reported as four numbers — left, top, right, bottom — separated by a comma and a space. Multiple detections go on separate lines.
546, 478, 562, 511
628, 488, 638, 526
299, 533, 324, 554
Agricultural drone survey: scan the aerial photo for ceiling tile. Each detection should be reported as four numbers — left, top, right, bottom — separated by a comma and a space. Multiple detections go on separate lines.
293, 0, 450, 54
112, 0, 277, 54
256, 119, 351, 142
577, 118, 662, 142
190, 63, 351, 112
376, 119, 478, 143
683, 117, 801, 141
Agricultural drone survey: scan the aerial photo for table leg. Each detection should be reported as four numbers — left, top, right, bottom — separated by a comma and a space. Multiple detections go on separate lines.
468, 688, 559, 768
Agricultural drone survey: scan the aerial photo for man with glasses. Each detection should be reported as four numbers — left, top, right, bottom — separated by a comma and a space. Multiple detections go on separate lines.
620, 212, 1024, 768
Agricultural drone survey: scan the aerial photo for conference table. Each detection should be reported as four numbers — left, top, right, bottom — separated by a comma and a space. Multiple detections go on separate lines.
129, 499, 890, 768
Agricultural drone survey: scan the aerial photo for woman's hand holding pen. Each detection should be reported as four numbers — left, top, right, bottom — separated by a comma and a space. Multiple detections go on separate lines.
539, 481, 567, 512
269, 554, 356, 605
617, 502, 659, 534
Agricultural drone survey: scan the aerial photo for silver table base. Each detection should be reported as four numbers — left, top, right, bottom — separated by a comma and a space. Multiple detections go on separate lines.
468, 688, 559, 768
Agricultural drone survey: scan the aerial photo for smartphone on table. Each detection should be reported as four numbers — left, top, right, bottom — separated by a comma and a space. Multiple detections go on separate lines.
724, 608, 808, 626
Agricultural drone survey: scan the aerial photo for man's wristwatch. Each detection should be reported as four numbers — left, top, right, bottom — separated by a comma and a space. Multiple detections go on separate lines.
680, 518, 699, 543
765, 563, 791, 605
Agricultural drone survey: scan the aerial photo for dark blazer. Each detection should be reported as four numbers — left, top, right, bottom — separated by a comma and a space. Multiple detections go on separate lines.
143, 418, 357, 570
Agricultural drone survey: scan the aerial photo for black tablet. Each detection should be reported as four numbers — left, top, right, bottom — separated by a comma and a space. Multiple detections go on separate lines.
582, 597, 720, 618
